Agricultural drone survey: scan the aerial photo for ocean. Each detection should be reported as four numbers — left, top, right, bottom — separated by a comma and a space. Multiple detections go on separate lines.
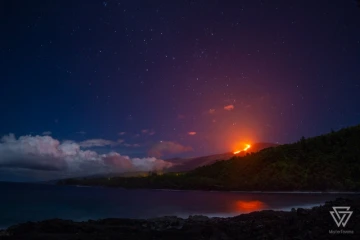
0, 181, 357, 229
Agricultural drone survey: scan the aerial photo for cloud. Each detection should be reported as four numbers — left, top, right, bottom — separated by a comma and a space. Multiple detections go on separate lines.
42, 131, 52, 136
79, 139, 118, 148
188, 132, 197, 136
118, 132, 126, 136
148, 141, 193, 158
141, 129, 149, 134
0, 134, 68, 171
209, 109, 216, 114
76, 131, 86, 135
0, 134, 172, 181
103, 153, 170, 172
224, 104, 234, 111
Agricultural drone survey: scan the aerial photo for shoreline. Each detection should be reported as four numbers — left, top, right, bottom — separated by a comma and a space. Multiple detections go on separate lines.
0, 202, 323, 231
0, 202, 322, 231
5, 181, 360, 194
1, 197, 359, 240
151, 188, 360, 194
3, 181, 360, 194
69, 184, 360, 194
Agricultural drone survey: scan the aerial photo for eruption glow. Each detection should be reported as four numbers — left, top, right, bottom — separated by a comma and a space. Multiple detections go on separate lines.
233, 144, 251, 154
234, 200, 267, 212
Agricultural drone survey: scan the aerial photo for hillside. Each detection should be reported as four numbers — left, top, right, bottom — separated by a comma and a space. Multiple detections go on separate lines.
165, 143, 277, 172
58, 125, 360, 191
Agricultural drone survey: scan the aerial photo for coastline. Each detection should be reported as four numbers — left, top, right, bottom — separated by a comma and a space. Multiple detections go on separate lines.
67, 183, 360, 194
0, 203, 329, 231
1, 197, 359, 240
6, 180, 360, 194
151, 188, 360, 194
1, 182, 359, 235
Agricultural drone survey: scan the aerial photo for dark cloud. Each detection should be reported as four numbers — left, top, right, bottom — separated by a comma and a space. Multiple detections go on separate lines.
148, 141, 193, 158
0, 155, 67, 171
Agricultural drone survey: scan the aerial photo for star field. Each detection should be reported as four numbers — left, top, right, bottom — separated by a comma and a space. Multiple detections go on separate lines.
2, 0, 360, 161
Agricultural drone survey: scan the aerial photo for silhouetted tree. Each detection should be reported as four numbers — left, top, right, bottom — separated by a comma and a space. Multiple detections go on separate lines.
59, 124, 360, 191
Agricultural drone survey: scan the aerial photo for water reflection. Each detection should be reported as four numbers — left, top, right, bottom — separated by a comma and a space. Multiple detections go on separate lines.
234, 200, 268, 213
0, 182, 357, 227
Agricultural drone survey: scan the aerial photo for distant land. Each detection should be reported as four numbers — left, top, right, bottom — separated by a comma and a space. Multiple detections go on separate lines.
58, 125, 360, 191
55, 143, 278, 181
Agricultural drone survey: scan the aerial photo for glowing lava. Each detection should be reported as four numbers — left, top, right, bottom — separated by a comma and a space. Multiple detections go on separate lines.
233, 144, 251, 154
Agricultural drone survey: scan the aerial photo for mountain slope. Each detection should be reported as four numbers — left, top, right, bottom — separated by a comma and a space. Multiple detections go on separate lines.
58, 125, 360, 191
165, 143, 278, 172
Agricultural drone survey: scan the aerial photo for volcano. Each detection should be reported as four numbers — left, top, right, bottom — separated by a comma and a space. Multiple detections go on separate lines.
165, 142, 278, 172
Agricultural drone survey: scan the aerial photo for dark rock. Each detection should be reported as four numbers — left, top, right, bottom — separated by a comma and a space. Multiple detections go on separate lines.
296, 208, 308, 216
148, 216, 184, 231
0, 231, 9, 237
188, 215, 209, 222
1, 198, 359, 240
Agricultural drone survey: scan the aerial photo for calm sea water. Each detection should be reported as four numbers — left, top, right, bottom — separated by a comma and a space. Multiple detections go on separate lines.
0, 182, 358, 229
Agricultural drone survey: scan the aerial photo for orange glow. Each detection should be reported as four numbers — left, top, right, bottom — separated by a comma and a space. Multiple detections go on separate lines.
233, 144, 251, 154
234, 200, 267, 212
224, 104, 234, 111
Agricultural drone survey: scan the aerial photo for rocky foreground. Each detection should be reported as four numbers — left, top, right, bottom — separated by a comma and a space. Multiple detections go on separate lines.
0, 198, 359, 240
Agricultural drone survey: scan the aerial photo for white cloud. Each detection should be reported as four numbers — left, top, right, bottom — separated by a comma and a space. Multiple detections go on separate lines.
0, 134, 66, 171
42, 131, 52, 136
0, 134, 173, 181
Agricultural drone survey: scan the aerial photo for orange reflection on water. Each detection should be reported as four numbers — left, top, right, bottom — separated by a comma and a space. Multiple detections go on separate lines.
234, 200, 267, 213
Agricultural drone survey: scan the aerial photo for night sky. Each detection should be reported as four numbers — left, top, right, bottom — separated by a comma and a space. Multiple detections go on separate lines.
1, 0, 360, 181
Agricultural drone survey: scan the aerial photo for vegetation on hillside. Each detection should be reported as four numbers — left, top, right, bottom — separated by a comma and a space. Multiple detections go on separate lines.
58, 125, 360, 191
